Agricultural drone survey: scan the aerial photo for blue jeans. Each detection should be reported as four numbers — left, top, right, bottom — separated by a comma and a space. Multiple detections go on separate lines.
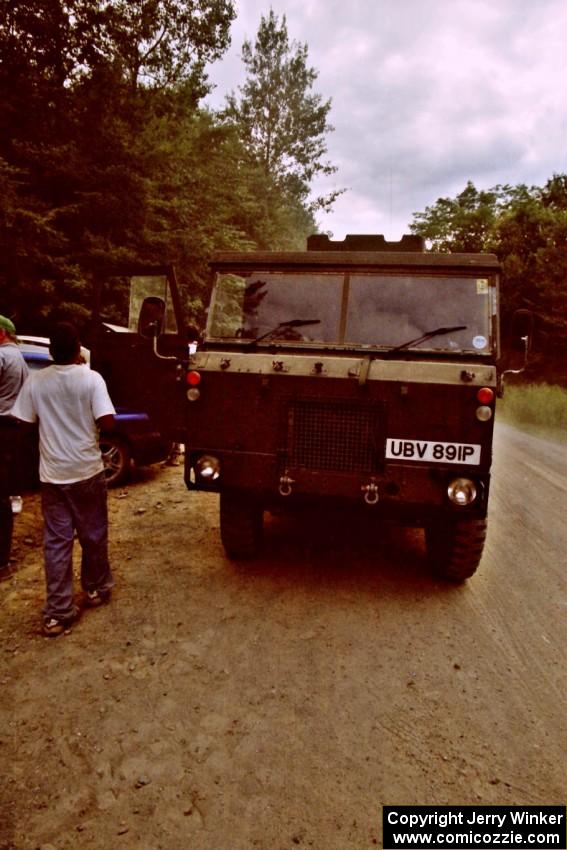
41, 471, 114, 620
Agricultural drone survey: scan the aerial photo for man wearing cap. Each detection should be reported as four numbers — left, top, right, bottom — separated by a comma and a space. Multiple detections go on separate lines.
0, 315, 29, 570
11, 321, 116, 636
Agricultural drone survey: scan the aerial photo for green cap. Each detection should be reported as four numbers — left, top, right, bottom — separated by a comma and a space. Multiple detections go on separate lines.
0, 315, 16, 335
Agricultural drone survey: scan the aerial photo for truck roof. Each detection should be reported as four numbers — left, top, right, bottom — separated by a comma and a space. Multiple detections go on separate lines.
210, 250, 500, 275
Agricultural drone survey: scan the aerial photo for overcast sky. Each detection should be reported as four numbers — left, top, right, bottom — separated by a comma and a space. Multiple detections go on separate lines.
205, 0, 567, 241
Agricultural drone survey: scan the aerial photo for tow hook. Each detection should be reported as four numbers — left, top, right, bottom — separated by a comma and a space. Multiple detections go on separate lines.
278, 474, 295, 497
361, 480, 379, 505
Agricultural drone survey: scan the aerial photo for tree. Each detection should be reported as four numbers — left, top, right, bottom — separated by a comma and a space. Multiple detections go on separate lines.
0, 1, 234, 324
410, 181, 506, 253
224, 10, 340, 211
73, 0, 235, 95
0, 1, 235, 94
410, 178, 567, 359
0, 1, 323, 333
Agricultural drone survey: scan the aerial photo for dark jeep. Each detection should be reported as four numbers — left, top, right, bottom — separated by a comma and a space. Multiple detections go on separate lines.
90, 236, 532, 581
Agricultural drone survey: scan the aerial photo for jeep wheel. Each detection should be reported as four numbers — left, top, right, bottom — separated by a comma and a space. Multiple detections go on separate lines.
99, 435, 131, 487
220, 490, 263, 559
425, 517, 487, 582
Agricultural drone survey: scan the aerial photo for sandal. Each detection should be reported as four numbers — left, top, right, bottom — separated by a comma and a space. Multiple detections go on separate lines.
43, 617, 67, 637
42, 606, 78, 637
85, 589, 111, 607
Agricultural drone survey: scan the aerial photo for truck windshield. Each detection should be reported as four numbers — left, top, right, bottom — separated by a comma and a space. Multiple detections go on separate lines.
207, 271, 494, 354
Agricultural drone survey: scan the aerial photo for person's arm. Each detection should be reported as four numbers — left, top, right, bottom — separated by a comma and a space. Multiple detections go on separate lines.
96, 414, 115, 432
9, 380, 36, 423
91, 371, 116, 432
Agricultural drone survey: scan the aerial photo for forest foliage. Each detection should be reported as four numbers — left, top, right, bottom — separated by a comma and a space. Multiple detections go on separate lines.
0, 1, 331, 332
411, 179, 567, 360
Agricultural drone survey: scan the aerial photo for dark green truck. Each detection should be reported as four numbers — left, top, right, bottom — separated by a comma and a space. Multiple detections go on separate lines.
92, 234, 530, 581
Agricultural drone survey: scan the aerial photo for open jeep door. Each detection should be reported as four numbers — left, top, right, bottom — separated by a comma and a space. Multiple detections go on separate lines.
90, 266, 188, 444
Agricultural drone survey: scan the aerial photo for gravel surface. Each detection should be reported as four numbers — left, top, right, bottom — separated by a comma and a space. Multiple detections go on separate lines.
1, 424, 566, 849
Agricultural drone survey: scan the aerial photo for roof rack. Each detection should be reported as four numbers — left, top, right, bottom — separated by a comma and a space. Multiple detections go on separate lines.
307, 234, 424, 252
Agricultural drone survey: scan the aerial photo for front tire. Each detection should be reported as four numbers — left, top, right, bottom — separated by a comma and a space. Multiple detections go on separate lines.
426, 517, 487, 582
220, 490, 263, 559
99, 435, 131, 487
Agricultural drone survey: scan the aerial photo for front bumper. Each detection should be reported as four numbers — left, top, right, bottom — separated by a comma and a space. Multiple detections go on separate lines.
185, 449, 490, 520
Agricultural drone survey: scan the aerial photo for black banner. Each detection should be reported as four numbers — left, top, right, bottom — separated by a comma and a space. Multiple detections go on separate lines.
383, 805, 566, 849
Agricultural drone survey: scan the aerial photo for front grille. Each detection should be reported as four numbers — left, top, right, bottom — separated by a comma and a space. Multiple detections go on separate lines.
285, 400, 382, 473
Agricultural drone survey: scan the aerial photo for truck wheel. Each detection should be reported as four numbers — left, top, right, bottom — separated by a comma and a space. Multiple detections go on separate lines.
99, 435, 131, 487
425, 517, 487, 582
220, 491, 263, 559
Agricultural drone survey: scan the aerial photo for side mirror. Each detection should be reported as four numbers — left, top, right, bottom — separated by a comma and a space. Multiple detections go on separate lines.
186, 325, 201, 342
510, 308, 534, 353
498, 308, 534, 395
138, 296, 166, 339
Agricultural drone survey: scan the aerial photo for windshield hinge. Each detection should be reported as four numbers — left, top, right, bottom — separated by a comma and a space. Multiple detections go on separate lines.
358, 355, 373, 387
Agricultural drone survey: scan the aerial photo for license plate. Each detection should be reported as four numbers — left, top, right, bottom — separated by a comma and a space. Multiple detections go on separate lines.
385, 438, 481, 465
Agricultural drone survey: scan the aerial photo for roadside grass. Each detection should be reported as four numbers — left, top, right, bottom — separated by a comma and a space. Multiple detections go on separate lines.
498, 382, 567, 440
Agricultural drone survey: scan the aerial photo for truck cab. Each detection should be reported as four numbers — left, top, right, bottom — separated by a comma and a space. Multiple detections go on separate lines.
182, 234, 501, 580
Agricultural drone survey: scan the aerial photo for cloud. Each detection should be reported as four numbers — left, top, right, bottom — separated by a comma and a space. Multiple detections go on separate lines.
206, 0, 567, 239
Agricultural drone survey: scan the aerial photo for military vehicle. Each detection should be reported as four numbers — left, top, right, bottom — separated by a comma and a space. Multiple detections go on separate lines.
91, 235, 532, 581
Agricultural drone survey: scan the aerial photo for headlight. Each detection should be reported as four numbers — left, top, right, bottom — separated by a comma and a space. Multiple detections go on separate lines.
447, 477, 477, 506
476, 405, 493, 421
194, 454, 221, 481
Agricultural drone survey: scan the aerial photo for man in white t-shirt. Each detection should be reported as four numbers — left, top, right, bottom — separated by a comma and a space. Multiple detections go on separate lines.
11, 322, 116, 636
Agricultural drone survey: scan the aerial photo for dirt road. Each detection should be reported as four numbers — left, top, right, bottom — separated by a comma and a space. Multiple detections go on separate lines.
2, 422, 566, 850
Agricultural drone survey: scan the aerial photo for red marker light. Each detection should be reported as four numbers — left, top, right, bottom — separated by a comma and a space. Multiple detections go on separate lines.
477, 387, 494, 404
187, 370, 201, 386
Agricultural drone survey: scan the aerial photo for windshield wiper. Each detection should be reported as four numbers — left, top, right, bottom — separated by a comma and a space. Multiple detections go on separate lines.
387, 325, 467, 353
244, 318, 321, 347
